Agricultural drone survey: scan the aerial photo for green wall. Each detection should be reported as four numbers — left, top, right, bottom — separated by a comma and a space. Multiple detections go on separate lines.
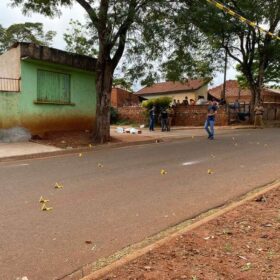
0, 59, 97, 134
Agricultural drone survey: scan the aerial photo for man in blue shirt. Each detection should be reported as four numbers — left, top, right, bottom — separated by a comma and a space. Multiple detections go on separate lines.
204, 100, 218, 140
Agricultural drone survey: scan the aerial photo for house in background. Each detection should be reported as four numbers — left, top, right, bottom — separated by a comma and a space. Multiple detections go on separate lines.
0, 42, 97, 135
208, 80, 280, 104
135, 79, 210, 102
111, 87, 142, 107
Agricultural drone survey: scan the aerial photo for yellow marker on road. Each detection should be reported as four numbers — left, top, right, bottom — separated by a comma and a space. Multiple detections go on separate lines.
208, 169, 214, 175
41, 203, 53, 211
39, 196, 49, 203
161, 169, 167, 175
55, 182, 64, 189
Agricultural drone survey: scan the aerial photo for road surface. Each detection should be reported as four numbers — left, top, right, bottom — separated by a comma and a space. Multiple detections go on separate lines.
0, 128, 280, 279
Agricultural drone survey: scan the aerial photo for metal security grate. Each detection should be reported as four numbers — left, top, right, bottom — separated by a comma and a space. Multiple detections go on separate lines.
0, 77, 20, 92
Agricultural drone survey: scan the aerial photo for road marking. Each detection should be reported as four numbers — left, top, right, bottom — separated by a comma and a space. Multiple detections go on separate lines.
182, 161, 200, 166
0, 163, 29, 168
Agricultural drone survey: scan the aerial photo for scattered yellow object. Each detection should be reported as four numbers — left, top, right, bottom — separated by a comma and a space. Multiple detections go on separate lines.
39, 196, 49, 203
98, 163, 104, 168
55, 182, 64, 189
160, 169, 167, 175
79, 153, 83, 157
41, 203, 53, 211
208, 169, 214, 174
89, 144, 93, 148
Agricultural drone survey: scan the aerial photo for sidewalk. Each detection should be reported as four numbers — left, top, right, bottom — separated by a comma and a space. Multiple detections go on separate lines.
110, 125, 255, 143
0, 125, 254, 161
0, 142, 61, 159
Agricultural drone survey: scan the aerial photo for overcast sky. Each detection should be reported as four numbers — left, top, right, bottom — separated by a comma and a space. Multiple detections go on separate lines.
0, 0, 237, 89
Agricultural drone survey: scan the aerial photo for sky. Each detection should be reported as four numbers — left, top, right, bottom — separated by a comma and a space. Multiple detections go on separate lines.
0, 0, 237, 90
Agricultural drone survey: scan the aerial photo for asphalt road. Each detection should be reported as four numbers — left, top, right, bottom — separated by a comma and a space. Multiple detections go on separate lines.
1, 128, 280, 280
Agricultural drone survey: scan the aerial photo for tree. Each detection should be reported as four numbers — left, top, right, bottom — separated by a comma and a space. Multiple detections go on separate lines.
64, 20, 97, 57
180, 0, 280, 107
11, 0, 181, 143
0, 22, 56, 54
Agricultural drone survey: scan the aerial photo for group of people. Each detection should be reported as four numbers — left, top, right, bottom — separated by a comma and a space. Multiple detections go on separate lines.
148, 98, 265, 138
172, 96, 206, 106
149, 106, 174, 132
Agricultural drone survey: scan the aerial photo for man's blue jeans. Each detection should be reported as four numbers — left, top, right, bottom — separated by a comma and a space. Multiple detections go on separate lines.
149, 116, 155, 131
204, 119, 215, 138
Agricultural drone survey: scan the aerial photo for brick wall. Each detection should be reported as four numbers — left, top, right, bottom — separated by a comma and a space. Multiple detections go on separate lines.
173, 104, 228, 126
117, 105, 229, 126
117, 106, 147, 124
111, 87, 140, 107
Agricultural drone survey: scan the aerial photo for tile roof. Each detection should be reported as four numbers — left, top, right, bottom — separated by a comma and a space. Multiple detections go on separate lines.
209, 80, 280, 99
208, 80, 251, 99
135, 79, 209, 96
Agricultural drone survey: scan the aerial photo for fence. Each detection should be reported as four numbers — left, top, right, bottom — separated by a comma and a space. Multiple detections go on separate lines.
0, 77, 20, 92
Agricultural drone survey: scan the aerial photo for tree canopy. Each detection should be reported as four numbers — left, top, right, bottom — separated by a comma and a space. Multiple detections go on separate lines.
177, 0, 280, 105
0, 22, 56, 54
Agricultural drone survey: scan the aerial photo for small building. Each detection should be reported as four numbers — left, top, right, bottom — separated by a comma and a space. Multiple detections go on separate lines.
111, 87, 142, 107
0, 42, 97, 134
208, 80, 280, 104
135, 79, 210, 102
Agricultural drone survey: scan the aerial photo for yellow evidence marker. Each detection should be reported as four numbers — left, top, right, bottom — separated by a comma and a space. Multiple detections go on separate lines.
39, 196, 49, 203
160, 169, 167, 175
55, 182, 64, 189
41, 203, 53, 211
208, 169, 214, 175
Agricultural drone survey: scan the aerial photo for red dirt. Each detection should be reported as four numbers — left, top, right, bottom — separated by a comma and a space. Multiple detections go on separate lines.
31, 130, 152, 149
99, 187, 280, 280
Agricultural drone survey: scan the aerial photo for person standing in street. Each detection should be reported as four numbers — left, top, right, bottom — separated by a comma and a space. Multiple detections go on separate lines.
166, 106, 174, 131
159, 107, 169, 132
204, 100, 218, 140
254, 102, 265, 128
149, 105, 156, 131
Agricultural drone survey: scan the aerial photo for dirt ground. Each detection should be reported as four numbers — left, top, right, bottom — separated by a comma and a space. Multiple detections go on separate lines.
31, 130, 153, 149
31, 130, 126, 149
99, 187, 280, 280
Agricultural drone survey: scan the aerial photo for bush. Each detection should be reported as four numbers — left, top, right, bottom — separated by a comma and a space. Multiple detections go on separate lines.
110, 106, 119, 124
142, 96, 172, 110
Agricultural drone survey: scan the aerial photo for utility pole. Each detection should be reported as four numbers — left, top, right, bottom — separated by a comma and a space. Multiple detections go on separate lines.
222, 49, 228, 101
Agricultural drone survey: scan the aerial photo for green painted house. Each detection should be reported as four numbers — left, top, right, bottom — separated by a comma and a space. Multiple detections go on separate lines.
0, 42, 97, 135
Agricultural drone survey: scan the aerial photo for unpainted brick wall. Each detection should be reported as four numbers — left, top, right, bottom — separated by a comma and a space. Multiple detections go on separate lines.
117, 105, 229, 126
173, 105, 229, 126
117, 106, 147, 124
111, 88, 140, 107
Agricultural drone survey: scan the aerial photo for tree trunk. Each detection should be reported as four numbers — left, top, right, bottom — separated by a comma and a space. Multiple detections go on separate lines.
93, 59, 113, 144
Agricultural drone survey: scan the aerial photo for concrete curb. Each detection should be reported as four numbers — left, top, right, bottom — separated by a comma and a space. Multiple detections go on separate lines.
60, 179, 280, 280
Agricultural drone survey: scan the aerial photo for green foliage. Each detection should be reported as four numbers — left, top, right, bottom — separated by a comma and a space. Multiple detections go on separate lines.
112, 78, 133, 92
181, 0, 280, 103
64, 20, 97, 57
110, 106, 118, 124
0, 22, 56, 54
142, 96, 172, 110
